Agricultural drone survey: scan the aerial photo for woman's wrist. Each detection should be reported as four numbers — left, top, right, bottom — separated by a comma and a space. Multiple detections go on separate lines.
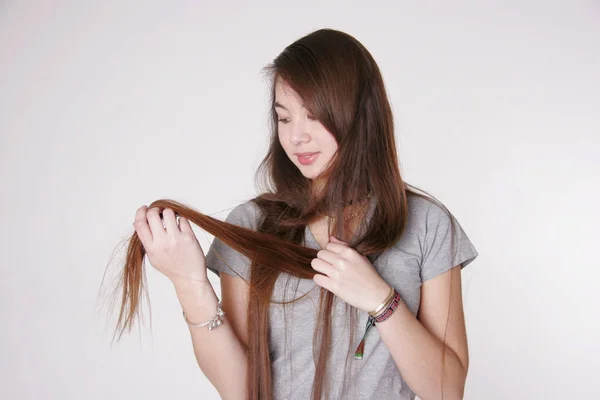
373, 290, 402, 323
171, 277, 213, 294
368, 284, 395, 316
172, 279, 219, 322
373, 300, 394, 318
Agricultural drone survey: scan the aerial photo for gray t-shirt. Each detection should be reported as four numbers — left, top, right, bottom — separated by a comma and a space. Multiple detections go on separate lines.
205, 195, 479, 400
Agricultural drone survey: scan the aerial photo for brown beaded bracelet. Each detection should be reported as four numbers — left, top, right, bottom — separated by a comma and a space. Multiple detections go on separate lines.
353, 289, 402, 360
373, 290, 401, 323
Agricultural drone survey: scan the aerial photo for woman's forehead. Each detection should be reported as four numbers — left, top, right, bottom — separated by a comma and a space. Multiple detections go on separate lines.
274, 80, 305, 108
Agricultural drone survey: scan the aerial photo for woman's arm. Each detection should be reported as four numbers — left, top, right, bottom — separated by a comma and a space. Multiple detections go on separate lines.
174, 279, 248, 400
376, 265, 468, 400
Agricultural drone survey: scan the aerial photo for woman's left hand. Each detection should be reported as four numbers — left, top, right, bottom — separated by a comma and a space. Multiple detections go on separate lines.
311, 235, 392, 313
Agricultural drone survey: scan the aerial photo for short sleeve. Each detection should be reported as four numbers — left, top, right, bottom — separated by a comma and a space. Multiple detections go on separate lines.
204, 201, 261, 282
420, 202, 479, 282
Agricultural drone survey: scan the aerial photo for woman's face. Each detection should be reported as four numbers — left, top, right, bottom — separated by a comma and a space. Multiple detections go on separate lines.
275, 79, 338, 180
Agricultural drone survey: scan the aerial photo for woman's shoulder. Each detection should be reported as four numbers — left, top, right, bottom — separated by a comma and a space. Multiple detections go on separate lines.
405, 193, 455, 230
392, 193, 461, 251
223, 198, 263, 230
403, 192, 479, 276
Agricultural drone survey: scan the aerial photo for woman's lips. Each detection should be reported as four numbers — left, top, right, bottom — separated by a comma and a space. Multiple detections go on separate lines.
297, 152, 319, 165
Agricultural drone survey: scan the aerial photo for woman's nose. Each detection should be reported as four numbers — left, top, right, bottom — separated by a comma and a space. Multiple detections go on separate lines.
290, 120, 310, 144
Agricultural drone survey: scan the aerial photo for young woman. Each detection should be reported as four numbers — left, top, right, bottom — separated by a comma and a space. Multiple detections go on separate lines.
125, 28, 478, 400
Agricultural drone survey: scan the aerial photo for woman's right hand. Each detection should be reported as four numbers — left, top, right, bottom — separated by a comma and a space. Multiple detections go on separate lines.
132, 205, 210, 285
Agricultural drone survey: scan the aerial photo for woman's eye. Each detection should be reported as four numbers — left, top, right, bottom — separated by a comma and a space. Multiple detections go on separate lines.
278, 118, 290, 124
307, 115, 316, 120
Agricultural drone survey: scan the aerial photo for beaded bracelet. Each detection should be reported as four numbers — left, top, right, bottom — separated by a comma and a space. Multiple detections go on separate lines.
354, 289, 402, 360
182, 300, 225, 331
373, 290, 401, 323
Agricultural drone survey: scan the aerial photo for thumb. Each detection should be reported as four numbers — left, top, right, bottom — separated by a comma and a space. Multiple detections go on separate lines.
329, 235, 347, 245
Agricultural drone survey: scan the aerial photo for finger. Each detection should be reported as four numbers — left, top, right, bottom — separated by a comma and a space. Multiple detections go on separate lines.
311, 257, 335, 276
133, 205, 153, 246
147, 207, 165, 236
178, 216, 193, 234
162, 208, 180, 233
315, 249, 339, 266
313, 272, 331, 292
324, 240, 346, 254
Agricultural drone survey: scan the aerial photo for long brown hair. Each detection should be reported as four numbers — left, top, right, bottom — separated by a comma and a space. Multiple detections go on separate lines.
106, 28, 459, 399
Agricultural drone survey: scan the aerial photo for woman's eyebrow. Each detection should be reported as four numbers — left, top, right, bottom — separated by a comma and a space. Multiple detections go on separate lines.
273, 101, 288, 111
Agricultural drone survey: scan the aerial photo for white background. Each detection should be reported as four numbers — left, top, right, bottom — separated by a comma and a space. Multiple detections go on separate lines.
1, 1, 598, 399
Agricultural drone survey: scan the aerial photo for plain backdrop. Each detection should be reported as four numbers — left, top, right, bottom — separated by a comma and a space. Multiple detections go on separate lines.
1, 1, 598, 399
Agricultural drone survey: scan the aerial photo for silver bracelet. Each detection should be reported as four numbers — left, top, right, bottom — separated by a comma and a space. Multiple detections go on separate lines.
182, 300, 225, 331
